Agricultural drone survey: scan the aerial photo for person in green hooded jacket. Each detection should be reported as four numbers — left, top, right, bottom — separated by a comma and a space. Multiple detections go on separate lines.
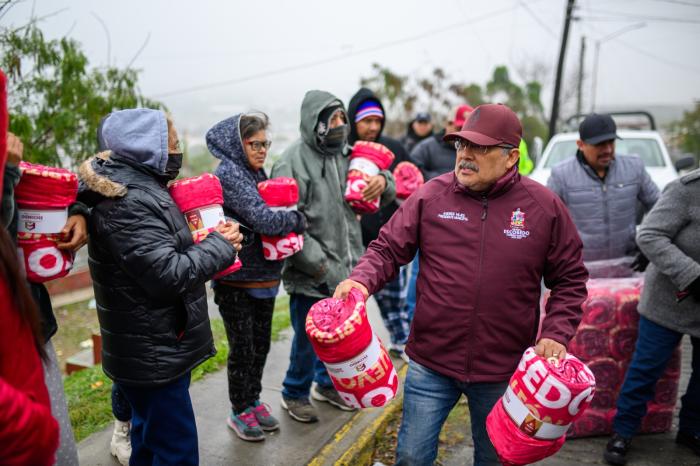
271, 90, 395, 423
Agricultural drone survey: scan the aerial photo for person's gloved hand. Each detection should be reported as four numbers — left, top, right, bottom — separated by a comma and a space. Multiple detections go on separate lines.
631, 250, 650, 272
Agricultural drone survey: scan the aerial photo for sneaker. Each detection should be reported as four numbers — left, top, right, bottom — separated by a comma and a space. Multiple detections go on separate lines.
603, 432, 631, 465
676, 430, 700, 456
227, 408, 265, 442
281, 395, 319, 423
251, 400, 280, 431
311, 384, 357, 411
389, 344, 410, 364
109, 420, 131, 466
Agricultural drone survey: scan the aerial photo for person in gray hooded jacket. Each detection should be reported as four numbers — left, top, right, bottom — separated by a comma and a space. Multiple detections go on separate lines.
604, 168, 700, 465
548, 113, 659, 262
271, 90, 395, 423
206, 112, 305, 442
78, 108, 242, 465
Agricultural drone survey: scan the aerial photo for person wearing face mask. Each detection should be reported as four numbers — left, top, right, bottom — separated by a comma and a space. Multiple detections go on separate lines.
77, 108, 243, 465
271, 90, 395, 423
334, 104, 588, 466
205, 112, 306, 442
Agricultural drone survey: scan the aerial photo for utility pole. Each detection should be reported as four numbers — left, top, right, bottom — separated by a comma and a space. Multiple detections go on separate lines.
549, 0, 576, 140
577, 36, 585, 117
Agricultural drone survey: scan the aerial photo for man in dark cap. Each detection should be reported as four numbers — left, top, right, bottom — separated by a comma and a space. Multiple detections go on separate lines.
334, 103, 588, 465
547, 113, 659, 262
400, 111, 434, 154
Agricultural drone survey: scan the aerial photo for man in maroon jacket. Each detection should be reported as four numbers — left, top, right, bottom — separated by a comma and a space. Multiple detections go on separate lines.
335, 103, 588, 466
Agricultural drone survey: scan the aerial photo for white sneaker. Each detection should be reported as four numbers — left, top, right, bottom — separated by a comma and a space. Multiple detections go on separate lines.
110, 419, 131, 466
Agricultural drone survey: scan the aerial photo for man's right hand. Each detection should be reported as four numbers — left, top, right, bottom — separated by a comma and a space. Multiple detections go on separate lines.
333, 279, 368, 300
215, 221, 243, 251
7, 132, 23, 166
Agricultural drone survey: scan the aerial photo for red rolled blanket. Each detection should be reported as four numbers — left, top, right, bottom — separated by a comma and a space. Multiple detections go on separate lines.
568, 326, 609, 361
393, 161, 424, 200
306, 288, 399, 409
344, 141, 394, 214
586, 357, 620, 392
608, 327, 638, 362
257, 177, 303, 261
168, 173, 241, 278
615, 280, 643, 329
568, 409, 613, 438
580, 287, 616, 329
486, 348, 596, 465
641, 405, 674, 434
15, 162, 78, 282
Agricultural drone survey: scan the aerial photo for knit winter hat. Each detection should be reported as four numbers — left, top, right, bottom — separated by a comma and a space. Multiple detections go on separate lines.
354, 100, 384, 123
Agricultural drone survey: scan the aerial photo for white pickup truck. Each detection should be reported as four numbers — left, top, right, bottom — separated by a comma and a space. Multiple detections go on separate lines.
530, 113, 695, 191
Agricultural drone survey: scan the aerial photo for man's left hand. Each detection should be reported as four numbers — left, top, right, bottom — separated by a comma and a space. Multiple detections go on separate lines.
361, 175, 387, 202
534, 338, 567, 361
56, 215, 88, 251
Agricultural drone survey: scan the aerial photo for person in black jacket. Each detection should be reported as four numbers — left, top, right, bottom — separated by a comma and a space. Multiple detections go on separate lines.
400, 111, 433, 154
207, 112, 306, 441
347, 88, 412, 361
78, 108, 242, 466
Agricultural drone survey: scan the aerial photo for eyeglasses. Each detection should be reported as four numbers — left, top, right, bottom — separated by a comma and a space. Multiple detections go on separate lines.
454, 140, 514, 156
246, 140, 272, 152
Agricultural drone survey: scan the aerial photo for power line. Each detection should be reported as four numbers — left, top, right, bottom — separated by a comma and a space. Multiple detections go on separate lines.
584, 8, 700, 23
519, 0, 559, 39
153, 3, 518, 98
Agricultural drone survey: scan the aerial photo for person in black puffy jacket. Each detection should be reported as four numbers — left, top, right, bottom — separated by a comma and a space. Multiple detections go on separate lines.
78, 108, 242, 466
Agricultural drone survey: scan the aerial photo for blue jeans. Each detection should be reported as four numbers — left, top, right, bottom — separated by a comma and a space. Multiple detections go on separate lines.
282, 293, 333, 399
406, 253, 419, 320
614, 315, 700, 438
396, 360, 507, 466
119, 373, 198, 466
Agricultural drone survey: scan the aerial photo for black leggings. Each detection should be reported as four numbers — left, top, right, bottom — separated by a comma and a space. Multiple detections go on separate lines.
214, 286, 275, 414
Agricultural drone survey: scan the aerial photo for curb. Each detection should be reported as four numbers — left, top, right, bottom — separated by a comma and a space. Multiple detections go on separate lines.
308, 363, 408, 466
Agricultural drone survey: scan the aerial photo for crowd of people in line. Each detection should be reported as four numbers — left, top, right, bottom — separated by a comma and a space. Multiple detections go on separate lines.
1, 76, 699, 466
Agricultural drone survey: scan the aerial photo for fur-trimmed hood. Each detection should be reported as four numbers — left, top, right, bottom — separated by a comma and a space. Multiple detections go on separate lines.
78, 151, 128, 198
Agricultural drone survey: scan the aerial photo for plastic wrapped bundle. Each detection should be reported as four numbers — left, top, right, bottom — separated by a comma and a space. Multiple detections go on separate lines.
608, 327, 638, 362
589, 389, 616, 410
615, 281, 643, 328
393, 161, 424, 200
568, 326, 609, 361
15, 162, 78, 282
0, 70, 7, 195
580, 288, 616, 329
641, 405, 674, 433
567, 409, 612, 438
305, 288, 398, 409
344, 141, 395, 214
654, 377, 680, 406
168, 173, 241, 278
585, 257, 638, 279
586, 358, 620, 392
257, 177, 304, 261
486, 348, 596, 466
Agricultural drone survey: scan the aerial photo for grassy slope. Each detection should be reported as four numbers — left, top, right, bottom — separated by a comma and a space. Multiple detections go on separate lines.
66, 295, 290, 442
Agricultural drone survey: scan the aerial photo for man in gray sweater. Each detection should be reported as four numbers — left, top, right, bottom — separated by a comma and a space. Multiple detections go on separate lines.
604, 168, 700, 465
548, 114, 659, 261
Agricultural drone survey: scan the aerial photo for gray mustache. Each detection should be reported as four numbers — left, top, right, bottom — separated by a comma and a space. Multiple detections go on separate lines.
459, 160, 479, 172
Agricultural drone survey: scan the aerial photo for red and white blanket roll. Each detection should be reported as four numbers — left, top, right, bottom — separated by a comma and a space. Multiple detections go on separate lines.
393, 161, 424, 200
257, 177, 303, 261
486, 347, 596, 466
15, 162, 78, 282
306, 288, 399, 409
168, 173, 241, 278
344, 141, 395, 214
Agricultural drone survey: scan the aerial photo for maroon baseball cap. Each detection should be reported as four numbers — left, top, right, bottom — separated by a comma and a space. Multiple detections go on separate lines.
444, 103, 522, 147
